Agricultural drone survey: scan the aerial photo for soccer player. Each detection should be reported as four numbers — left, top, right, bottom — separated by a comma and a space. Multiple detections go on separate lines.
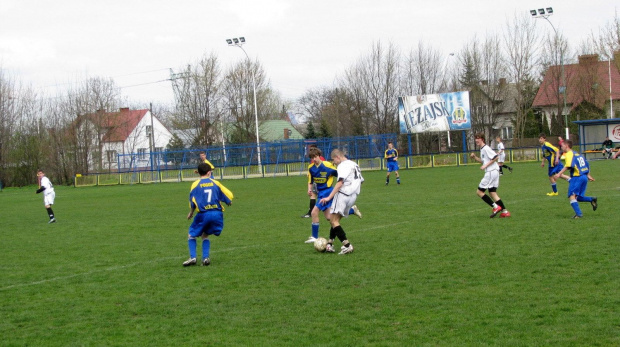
183, 162, 234, 267
197, 151, 215, 177
469, 133, 510, 218
319, 149, 364, 255
301, 144, 324, 218
36, 169, 56, 223
554, 140, 597, 219
495, 136, 513, 175
539, 134, 568, 196
384, 142, 400, 185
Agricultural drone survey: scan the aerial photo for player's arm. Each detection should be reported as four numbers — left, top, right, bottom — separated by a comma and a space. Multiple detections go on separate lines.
36, 186, 45, 194
480, 154, 498, 170
469, 152, 482, 163
394, 149, 398, 160
320, 178, 343, 204
213, 181, 234, 205
188, 198, 197, 220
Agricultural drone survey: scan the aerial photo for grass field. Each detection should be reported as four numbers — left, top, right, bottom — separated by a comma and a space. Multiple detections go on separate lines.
1, 160, 619, 346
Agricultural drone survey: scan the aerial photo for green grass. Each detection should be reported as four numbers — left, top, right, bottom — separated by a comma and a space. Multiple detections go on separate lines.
1, 161, 619, 346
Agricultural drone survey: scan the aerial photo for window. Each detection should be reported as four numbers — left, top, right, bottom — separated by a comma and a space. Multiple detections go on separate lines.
502, 127, 514, 140
106, 150, 117, 163
154, 147, 163, 153
138, 148, 147, 159
146, 125, 152, 137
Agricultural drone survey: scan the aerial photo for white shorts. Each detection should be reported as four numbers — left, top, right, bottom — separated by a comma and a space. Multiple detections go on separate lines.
498, 153, 506, 163
330, 192, 358, 217
43, 192, 55, 206
478, 170, 500, 189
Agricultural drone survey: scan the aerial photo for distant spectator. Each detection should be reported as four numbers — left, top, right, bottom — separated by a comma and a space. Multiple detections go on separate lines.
602, 136, 614, 159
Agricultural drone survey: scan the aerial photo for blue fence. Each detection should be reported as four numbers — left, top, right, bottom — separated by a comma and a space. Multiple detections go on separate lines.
115, 134, 399, 174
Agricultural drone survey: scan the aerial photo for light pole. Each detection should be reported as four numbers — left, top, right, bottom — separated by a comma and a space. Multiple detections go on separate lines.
531, 7, 569, 140
226, 36, 262, 172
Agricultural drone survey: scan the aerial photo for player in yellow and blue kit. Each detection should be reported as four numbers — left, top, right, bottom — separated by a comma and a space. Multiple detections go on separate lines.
183, 162, 234, 267
539, 133, 569, 196
384, 142, 400, 185
304, 147, 361, 244
554, 140, 597, 219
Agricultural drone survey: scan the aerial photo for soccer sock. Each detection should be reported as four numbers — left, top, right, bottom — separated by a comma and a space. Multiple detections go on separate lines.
202, 239, 210, 259
386, 177, 390, 184
188, 238, 197, 259
499, 167, 503, 174
551, 183, 557, 193
396, 177, 400, 184
329, 227, 336, 240
46, 207, 54, 219
312, 223, 319, 239
333, 225, 347, 242
481, 194, 495, 207
576, 196, 592, 203
495, 199, 506, 210
308, 199, 316, 214
570, 199, 582, 216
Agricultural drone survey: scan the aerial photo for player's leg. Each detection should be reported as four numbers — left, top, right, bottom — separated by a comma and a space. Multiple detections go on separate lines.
201, 234, 211, 266
385, 170, 391, 185
498, 161, 504, 175
184, 214, 207, 266
395, 170, 400, 185
489, 189, 510, 217
547, 171, 559, 196
302, 191, 317, 218
44, 193, 56, 223
567, 178, 584, 218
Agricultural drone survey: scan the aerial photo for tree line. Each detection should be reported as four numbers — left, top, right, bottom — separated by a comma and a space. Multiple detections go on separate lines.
0, 12, 618, 187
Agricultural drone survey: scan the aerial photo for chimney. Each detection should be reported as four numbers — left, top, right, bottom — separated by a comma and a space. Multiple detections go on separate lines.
283, 128, 289, 139
578, 54, 599, 66
119, 107, 130, 112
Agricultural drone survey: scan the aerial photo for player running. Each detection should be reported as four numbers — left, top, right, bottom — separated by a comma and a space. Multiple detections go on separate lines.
36, 169, 56, 224
554, 140, 597, 219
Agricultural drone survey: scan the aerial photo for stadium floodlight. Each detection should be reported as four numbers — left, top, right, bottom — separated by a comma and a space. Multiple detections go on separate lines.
530, 6, 569, 139
225, 36, 262, 172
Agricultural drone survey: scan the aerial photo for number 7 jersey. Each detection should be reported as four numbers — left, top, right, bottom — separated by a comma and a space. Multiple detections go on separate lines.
189, 177, 234, 212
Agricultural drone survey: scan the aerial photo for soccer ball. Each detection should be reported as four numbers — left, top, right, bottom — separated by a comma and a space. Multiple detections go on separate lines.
314, 237, 328, 252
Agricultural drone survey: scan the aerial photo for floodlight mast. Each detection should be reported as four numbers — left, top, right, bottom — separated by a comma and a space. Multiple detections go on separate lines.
226, 36, 262, 173
531, 7, 569, 140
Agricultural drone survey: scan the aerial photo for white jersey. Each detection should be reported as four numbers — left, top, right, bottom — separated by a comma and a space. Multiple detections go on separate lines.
336, 159, 364, 196
480, 145, 499, 172
496, 142, 506, 162
40, 176, 55, 195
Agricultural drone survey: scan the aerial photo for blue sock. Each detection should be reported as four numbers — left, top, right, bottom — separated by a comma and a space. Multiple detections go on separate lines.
312, 223, 319, 239
551, 183, 557, 193
202, 239, 210, 259
349, 208, 355, 215
577, 196, 592, 203
188, 238, 197, 259
571, 201, 582, 216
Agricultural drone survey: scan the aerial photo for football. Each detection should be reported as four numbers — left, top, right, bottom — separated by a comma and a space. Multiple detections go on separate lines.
314, 237, 328, 252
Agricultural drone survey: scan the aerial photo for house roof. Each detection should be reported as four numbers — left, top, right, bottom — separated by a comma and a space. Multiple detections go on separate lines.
259, 120, 304, 141
533, 55, 620, 110
83, 108, 148, 142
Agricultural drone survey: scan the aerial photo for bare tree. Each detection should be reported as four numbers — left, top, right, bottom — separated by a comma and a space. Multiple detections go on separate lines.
171, 52, 222, 146
503, 12, 540, 140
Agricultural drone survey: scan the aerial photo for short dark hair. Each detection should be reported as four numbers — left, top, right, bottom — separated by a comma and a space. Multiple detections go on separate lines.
308, 147, 322, 159
197, 162, 212, 175
564, 140, 573, 148
474, 133, 485, 142
539, 133, 547, 139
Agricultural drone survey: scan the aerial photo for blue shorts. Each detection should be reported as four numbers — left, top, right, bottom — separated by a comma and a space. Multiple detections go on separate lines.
548, 164, 563, 177
189, 211, 224, 237
567, 175, 588, 198
387, 161, 399, 172
314, 189, 333, 211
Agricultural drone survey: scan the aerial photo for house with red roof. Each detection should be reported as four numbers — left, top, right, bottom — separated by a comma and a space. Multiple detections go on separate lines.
77, 108, 172, 170
533, 52, 620, 131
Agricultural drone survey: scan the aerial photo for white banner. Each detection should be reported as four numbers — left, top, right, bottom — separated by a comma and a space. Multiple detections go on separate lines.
398, 91, 471, 134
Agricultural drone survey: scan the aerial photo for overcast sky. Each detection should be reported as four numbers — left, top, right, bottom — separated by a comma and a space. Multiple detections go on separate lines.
0, 0, 617, 106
